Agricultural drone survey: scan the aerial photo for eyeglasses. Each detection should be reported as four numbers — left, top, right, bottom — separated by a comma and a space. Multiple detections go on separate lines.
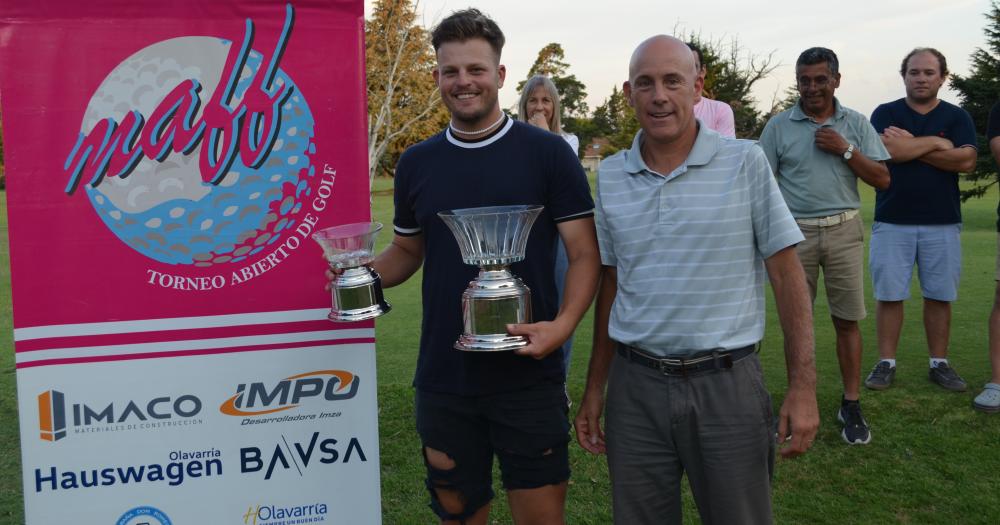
797, 77, 831, 88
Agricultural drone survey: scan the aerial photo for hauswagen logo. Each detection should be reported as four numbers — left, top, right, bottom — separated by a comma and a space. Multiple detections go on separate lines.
38, 389, 203, 442
35, 448, 221, 493
220, 370, 359, 425
61, 4, 336, 289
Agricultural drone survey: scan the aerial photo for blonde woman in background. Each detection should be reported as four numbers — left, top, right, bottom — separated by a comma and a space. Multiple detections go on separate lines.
519, 75, 579, 376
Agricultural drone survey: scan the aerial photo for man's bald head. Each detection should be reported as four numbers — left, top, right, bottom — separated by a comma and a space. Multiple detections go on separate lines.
629, 35, 699, 81
623, 34, 703, 150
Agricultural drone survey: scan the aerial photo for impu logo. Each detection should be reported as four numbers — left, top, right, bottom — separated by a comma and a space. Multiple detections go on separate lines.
62, 3, 319, 268
220, 370, 360, 416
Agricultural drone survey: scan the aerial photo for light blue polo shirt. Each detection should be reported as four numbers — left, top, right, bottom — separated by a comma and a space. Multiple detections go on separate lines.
759, 98, 890, 218
596, 125, 804, 357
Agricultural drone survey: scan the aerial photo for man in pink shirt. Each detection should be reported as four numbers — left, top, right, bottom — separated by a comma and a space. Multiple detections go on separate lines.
687, 42, 737, 137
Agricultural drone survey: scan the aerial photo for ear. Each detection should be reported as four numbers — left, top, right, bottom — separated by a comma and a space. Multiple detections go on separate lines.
622, 80, 634, 107
694, 74, 704, 96
433, 68, 441, 86
497, 64, 506, 88
832, 72, 841, 89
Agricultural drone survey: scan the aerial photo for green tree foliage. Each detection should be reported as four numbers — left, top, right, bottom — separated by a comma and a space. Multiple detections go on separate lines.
685, 33, 778, 138
366, 0, 448, 183
517, 43, 589, 119
951, 1, 1000, 200
589, 85, 639, 156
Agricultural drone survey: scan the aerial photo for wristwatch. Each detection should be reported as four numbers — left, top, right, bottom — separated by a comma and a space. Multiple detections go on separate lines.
842, 143, 855, 161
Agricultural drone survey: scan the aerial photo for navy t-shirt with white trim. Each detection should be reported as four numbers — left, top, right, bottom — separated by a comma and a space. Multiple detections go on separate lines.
870, 98, 977, 225
393, 118, 594, 395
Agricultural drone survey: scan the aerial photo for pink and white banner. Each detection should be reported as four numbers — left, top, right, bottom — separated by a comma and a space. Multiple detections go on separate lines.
0, 1, 380, 523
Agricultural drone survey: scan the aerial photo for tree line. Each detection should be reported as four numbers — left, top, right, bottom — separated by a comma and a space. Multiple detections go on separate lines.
366, 0, 1000, 202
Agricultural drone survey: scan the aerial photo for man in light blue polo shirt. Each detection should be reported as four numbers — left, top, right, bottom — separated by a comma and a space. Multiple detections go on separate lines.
574, 35, 819, 525
759, 47, 890, 446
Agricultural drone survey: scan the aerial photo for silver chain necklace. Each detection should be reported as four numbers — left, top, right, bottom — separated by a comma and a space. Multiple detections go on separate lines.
449, 112, 506, 136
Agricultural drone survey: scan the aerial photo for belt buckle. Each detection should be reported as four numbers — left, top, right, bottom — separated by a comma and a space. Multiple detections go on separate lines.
657, 357, 680, 376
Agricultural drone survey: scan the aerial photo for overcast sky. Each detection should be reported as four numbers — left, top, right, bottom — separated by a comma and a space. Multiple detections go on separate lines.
365, 0, 994, 118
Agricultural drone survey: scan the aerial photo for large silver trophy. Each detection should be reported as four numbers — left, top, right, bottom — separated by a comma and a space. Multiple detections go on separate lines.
312, 222, 391, 322
438, 205, 543, 351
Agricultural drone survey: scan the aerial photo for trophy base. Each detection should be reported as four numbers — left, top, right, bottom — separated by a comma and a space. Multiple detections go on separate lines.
328, 302, 391, 322
454, 333, 528, 352
327, 267, 391, 322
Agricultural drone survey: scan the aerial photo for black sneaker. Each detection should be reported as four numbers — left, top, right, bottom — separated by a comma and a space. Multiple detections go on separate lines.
929, 362, 967, 392
865, 361, 896, 390
838, 401, 871, 445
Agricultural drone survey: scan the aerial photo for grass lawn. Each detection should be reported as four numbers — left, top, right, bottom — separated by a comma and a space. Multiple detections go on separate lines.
3, 177, 1000, 524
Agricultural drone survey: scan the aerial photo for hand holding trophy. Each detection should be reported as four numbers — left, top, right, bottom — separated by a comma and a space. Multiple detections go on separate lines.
312, 222, 391, 322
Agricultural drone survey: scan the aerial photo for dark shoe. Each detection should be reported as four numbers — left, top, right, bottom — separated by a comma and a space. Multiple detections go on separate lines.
865, 361, 896, 390
838, 401, 871, 445
929, 362, 968, 392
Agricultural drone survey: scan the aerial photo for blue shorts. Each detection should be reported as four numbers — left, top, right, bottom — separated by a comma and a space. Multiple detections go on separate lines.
869, 222, 962, 302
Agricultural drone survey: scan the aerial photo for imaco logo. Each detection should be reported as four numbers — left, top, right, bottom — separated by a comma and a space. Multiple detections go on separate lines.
37, 389, 203, 442
220, 370, 359, 423
61, 4, 334, 289
38, 390, 67, 442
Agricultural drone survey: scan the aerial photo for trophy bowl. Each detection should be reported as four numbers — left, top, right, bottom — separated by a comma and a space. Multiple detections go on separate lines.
312, 222, 391, 322
438, 205, 543, 351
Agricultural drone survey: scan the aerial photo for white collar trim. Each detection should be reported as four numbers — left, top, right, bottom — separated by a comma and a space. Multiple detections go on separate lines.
445, 117, 514, 149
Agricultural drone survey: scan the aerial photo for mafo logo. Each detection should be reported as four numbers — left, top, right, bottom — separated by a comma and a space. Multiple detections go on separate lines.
37, 389, 202, 442
116, 506, 172, 525
62, 4, 332, 288
220, 370, 359, 425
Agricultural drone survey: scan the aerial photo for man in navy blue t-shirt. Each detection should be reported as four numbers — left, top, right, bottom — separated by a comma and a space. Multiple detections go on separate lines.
865, 48, 977, 393
975, 101, 1000, 412
335, 9, 600, 524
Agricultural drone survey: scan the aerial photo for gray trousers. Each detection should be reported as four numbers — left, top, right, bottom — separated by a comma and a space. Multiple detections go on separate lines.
606, 351, 775, 524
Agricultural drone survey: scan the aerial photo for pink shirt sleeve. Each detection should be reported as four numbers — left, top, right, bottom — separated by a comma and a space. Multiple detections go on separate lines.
693, 98, 736, 138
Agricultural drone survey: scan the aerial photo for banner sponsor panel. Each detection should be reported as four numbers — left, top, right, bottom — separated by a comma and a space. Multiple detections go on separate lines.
0, 1, 380, 522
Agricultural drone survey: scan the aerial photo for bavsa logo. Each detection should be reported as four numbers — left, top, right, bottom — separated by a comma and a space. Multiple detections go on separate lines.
220, 370, 360, 425
37, 389, 203, 442
61, 4, 333, 289
243, 502, 328, 525
240, 432, 367, 481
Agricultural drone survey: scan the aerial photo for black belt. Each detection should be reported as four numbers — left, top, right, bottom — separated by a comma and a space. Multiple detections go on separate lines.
616, 343, 757, 376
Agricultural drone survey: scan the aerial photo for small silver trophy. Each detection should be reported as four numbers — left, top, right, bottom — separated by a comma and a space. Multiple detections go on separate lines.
438, 205, 543, 351
312, 222, 391, 322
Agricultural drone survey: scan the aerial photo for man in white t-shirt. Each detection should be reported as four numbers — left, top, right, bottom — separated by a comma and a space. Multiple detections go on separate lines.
687, 41, 736, 138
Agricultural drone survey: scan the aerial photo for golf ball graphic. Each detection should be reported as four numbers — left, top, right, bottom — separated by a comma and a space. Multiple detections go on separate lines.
78, 36, 316, 267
